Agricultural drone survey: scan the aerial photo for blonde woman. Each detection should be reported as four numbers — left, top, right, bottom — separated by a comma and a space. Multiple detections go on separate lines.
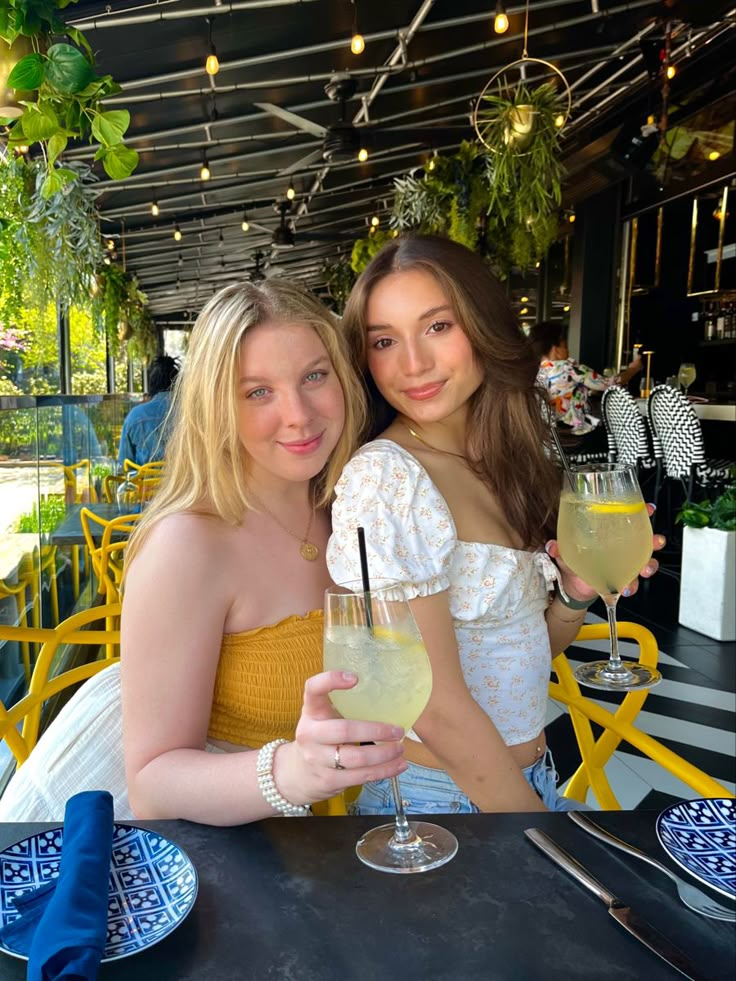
0, 281, 407, 823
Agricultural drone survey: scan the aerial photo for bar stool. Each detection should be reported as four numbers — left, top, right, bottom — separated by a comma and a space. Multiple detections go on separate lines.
600, 385, 660, 501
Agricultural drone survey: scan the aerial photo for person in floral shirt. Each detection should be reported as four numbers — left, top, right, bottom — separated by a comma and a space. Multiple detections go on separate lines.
530, 321, 642, 436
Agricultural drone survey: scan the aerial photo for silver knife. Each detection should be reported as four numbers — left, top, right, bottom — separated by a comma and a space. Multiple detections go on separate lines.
525, 828, 712, 981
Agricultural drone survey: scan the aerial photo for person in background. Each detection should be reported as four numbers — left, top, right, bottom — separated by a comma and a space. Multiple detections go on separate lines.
530, 321, 642, 437
117, 355, 180, 468
328, 235, 662, 815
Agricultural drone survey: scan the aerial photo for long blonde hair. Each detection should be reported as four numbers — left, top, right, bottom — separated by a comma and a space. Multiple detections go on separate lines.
342, 235, 559, 547
126, 280, 366, 569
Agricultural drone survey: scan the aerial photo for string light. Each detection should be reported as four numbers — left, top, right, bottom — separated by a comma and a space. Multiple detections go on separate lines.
200, 157, 211, 181
241, 211, 250, 232
205, 17, 219, 75
563, 305, 570, 312
494, 1, 509, 34
106, 239, 115, 251
151, 200, 160, 217
370, 215, 380, 227
16, 144, 29, 154
568, 211, 576, 223
103, 255, 112, 266
358, 147, 369, 162
286, 180, 296, 201
521, 296, 529, 302
520, 307, 528, 315
174, 224, 182, 241
708, 151, 721, 161
350, 1, 365, 54
665, 64, 676, 80
554, 113, 565, 128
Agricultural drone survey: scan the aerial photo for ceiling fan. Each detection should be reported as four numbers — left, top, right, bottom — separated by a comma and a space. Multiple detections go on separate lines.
255, 73, 470, 176
268, 200, 358, 251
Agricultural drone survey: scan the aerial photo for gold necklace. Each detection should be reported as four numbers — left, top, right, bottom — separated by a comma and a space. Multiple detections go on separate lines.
403, 423, 467, 460
247, 488, 319, 561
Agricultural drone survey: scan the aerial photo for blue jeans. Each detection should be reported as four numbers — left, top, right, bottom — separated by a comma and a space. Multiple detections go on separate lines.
352, 748, 590, 814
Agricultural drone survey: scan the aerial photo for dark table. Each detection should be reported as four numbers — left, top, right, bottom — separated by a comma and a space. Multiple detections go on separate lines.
50, 504, 126, 547
0, 812, 733, 980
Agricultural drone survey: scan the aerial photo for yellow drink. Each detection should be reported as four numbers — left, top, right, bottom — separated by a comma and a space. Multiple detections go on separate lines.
678, 365, 696, 390
557, 494, 652, 596
324, 624, 432, 731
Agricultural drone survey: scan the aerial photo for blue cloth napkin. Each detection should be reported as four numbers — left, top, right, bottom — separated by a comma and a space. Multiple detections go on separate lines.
0, 791, 113, 980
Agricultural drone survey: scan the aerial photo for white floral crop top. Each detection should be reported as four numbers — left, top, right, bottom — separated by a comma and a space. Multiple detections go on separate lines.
327, 440, 559, 747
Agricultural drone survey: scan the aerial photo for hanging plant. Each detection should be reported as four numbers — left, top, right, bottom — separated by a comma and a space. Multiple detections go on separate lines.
350, 230, 394, 275
0, 155, 102, 322
478, 81, 564, 266
1, 0, 139, 186
323, 258, 356, 314
93, 263, 155, 360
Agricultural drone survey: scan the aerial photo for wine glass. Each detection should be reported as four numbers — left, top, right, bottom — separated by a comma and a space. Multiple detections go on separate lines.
557, 464, 662, 691
324, 580, 458, 874
677, 362, 697, 397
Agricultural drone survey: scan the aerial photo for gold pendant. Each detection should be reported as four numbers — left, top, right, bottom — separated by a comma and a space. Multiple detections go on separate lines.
300, 541, 319, 561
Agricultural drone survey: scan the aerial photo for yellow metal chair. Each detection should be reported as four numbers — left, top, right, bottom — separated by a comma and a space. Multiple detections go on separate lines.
551, 621, 734, 808
0, 577, 33, 683
0, 603, 120, 767
80, 508, 140, 604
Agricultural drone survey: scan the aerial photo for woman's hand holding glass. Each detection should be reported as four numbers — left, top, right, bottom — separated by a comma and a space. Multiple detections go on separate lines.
546, 503, 664, 603
278, 671, 408, 806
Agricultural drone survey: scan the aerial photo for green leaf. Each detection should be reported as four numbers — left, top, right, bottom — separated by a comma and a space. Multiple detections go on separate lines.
91, 109, 130, 147
22, 104, 59, 141
7, 53, 46, 90
45, 43, 95, 95
55, 167, 78, 187
101, 144, 139, 180
41, 171, 64, 199
65, 25, 95, 63
47, 132, 68, 165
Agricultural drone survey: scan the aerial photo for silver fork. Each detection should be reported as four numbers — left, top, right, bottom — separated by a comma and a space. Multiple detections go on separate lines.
568, 811, 736, 921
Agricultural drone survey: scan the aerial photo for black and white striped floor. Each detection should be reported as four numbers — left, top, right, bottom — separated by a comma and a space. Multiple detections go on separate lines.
547, 569, 736, 810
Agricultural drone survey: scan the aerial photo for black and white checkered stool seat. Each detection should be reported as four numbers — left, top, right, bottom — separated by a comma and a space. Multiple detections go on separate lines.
601, 385, 657, 469
648, 385, 735, 489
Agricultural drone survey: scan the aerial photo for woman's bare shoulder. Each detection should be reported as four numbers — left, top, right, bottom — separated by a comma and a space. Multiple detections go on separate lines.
137, 511, 238, 567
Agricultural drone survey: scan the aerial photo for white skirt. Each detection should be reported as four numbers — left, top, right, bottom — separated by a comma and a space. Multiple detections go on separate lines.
0, 662, 133, 821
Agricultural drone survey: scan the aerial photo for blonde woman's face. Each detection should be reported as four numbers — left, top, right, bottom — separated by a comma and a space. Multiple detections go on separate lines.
237, 320, 346, 487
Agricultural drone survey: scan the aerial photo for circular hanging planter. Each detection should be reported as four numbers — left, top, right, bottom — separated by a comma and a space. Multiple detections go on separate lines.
473, 56, 572, 155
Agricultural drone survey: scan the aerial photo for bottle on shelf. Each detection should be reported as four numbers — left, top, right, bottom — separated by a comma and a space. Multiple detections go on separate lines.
703, 301, 716, 341
715, 301, 726, 340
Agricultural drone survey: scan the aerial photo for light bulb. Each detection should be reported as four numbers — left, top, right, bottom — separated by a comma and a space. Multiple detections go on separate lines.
151, 201, 160, 217
174, 225, 182, 241
351, 33, 365, 55
286, 182, 295, 201
666, 64, 676, 80
200, 161, 211, 181
17, 144, 29, 154
568, 212, 576, 223
554, 113, 565, 128
708, 151, 721, 161
242, 218, 250, 232
370, 215, 380, 227
106, 239, 115, 251
520, 307, 528, 315
103, 255, 111, 265
205, 51, 219, 76
494, 2, 509, 34
521, 296, 529, 302
428, 157, 436, 171
358, 147, 368, 162
563, 305, 570, 312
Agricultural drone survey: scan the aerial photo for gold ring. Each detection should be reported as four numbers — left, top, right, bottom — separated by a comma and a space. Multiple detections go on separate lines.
333, 745, 346, 770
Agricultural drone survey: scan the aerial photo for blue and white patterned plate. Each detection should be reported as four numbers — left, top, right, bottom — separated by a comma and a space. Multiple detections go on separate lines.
0, 823, 198, 962
656, 798, 736, 901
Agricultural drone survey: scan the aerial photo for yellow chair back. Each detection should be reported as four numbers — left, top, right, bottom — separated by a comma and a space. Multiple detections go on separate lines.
80, 509, 140, 603
551, 621, 734, 808
0, 603, 121, 766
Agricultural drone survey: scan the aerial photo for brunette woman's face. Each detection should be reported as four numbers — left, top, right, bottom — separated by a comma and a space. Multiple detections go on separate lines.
364, 268, 483, 426
237, 320, 345, 487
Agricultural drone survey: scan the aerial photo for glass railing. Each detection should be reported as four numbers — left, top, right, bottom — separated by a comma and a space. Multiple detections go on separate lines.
0, 394, 141, 704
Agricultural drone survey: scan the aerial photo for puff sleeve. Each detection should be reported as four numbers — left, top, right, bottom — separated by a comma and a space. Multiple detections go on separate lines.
327, 441, 456, 599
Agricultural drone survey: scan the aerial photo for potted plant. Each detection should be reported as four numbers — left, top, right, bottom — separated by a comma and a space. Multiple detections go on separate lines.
676, 478, 736, 641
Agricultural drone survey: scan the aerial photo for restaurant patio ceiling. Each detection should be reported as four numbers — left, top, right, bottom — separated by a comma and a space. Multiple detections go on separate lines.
56, 0, 735, 321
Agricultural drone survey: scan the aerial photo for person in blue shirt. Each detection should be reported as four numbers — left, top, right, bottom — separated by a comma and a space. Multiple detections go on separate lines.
118, 355, 179, 468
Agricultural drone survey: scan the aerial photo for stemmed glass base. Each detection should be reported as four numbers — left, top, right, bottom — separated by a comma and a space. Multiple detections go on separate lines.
356, 821, 458, 874
574, 659, 661, 691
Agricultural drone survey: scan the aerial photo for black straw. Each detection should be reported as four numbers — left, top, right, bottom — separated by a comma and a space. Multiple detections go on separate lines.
550, 421, 575, 491
357, 526, 374, 633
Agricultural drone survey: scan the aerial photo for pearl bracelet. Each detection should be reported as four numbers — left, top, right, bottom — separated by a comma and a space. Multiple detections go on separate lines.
256, 739, 311, 817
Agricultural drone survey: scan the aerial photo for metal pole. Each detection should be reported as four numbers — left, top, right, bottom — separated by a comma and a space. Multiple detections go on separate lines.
57, 299, 72, 394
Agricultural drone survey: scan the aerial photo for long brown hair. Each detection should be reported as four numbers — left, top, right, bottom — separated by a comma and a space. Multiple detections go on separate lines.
342, 234, 560, 547
126, 280, 366, 572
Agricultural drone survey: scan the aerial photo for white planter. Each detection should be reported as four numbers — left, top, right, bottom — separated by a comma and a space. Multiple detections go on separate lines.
679, 526, 736, 641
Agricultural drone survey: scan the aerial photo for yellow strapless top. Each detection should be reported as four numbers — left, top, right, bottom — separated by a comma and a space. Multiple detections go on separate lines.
207, 610, 323, 748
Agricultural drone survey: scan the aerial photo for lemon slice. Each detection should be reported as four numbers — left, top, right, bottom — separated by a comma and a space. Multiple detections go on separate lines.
587, 501, 646, 514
